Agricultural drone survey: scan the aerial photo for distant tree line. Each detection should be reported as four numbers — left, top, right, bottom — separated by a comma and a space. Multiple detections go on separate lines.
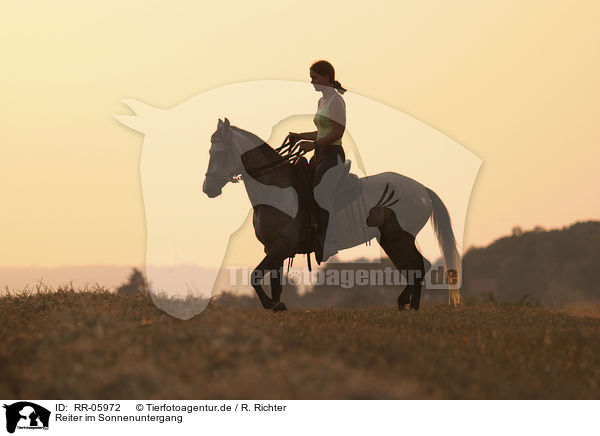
461, 221, 600, 303
119, 221, 600, 306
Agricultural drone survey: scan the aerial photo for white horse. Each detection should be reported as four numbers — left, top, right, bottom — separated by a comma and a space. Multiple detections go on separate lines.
203, 118, 461, 310
115, 81, 479, 319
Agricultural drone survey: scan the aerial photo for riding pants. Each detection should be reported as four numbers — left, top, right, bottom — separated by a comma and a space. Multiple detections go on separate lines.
311, 145, 345, 261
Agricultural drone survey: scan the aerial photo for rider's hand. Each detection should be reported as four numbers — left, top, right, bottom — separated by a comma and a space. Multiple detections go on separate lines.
298, 140, 316, 152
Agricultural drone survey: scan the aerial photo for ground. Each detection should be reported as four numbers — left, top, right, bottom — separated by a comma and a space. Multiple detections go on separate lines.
1, 289, 599, 399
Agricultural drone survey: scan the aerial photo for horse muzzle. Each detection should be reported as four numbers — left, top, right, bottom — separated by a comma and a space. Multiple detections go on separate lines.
202, 178, 223, 198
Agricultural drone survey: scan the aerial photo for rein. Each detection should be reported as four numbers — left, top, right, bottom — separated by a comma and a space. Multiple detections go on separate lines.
205, 128, 309, 187
208, 133, 308, 182
245, 135, 308, 179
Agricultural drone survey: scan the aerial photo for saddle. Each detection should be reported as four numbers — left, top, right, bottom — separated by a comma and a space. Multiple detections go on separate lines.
294, 157, 362, 265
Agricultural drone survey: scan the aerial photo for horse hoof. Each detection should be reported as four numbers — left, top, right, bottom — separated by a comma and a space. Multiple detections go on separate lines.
398, 304, 409, 312
272, 302, 288, 312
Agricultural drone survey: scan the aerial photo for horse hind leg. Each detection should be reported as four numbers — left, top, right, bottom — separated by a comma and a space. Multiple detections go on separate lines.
390, 249, 426, 312
406, 253, 426, 311
380, 250, 412, 311
397, 268, 423, 311
397, 286, 411, 310
405, 256, 430, 311
394, 263, 413, 312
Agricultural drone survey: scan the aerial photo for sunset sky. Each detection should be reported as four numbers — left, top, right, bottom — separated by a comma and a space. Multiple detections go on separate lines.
2, 1, 599, 274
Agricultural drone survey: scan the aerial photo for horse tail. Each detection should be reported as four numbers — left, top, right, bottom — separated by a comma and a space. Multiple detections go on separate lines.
425, 187, 462, 306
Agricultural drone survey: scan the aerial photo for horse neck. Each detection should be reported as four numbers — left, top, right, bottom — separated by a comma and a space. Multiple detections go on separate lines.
231, 127, 294, 188
230, 126, 267, 155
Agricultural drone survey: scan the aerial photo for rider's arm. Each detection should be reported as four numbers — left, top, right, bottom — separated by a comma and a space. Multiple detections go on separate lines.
315, 121, 344, 147
296, 131, 318, 140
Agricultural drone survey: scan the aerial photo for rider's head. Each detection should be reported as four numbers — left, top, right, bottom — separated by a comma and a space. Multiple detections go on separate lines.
310, 60, 346, 94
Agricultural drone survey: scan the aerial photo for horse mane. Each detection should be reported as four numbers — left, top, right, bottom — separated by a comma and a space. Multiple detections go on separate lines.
230, 125, 266, 147
231, 125, 302, 162
230, 126, 282, 160
230, 125, 298, 186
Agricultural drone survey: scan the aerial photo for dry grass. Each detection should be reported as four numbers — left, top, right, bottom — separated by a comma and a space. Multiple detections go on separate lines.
554, 303, 600, 319
1, 288, 599, 399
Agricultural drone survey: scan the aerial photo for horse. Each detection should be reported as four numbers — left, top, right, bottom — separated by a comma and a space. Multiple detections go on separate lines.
202, 118, 461, 311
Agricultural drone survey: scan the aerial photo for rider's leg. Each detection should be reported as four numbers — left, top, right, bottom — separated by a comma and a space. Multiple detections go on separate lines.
313, 153, 345, 262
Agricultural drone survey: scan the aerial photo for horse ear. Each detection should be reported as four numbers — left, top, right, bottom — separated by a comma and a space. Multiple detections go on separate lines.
217, 119, 224, 129
224, 118, 231, 133
221, 118, 232, 142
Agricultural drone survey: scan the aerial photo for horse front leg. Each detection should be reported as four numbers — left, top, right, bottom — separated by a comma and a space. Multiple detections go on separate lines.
251, 242, 289, 311
270, 265, 287, 312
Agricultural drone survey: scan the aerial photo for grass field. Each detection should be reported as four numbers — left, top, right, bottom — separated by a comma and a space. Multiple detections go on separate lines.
1, 288, 599, 399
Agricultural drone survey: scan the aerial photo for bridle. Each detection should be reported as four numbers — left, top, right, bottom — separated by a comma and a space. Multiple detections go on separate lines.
204, 137, 243, 184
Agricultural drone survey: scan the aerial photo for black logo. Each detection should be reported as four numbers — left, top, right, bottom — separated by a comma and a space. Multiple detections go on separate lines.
3, 402, 50, 434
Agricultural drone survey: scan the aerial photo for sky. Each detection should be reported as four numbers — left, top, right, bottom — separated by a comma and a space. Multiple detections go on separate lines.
1, 1, 599, 275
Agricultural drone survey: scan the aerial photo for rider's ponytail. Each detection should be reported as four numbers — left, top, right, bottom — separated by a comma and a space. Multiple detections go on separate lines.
332, 80, 347, 95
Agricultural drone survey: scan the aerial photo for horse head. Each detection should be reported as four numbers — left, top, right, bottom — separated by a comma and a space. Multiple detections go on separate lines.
203, 118, 243, 198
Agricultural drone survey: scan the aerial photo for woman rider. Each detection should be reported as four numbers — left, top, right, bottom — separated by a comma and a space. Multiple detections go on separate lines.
289, 60, 347, 263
